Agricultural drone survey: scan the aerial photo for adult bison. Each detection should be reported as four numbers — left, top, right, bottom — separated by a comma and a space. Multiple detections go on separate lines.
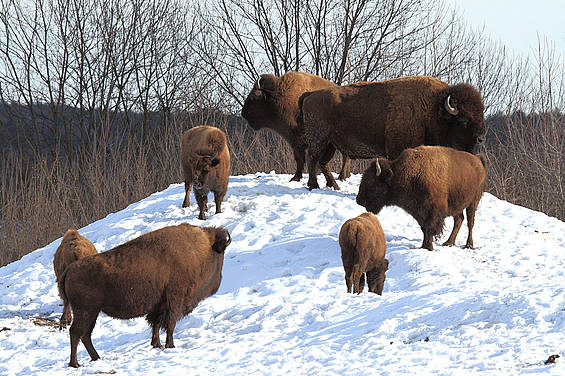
301, 76, 486, 190
241, 71, 351, 182
356, 146, 486, 251
58, 223, 231, 367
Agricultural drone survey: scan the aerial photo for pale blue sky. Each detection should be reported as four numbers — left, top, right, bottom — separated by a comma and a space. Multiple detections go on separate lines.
449, 0, 565, 56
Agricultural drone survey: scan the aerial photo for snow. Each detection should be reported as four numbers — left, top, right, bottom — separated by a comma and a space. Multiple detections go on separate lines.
1, 172, 564, 375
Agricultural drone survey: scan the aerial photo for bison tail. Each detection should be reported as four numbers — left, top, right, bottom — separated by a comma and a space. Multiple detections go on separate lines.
478, 154, 487, 168
57, 266, 70, 308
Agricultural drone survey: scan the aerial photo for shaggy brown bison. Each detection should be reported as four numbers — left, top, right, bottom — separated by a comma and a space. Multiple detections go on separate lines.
339, 212, 388, 295
181, 125, 230, 220
356, 146, 486, 251
58, 223, 231, 367
241, 71, 351, 182
53, 229, 98, 329
301, 76, 486, 190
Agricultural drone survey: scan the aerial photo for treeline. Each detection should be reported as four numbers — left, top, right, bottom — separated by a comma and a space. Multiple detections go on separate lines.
0, 0, 563, 266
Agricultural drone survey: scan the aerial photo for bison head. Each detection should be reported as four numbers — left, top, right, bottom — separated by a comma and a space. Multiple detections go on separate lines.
192, 151, 220, 190
356, 159, 393, 214
241, 74, 280, 130
439, 83, 486, 153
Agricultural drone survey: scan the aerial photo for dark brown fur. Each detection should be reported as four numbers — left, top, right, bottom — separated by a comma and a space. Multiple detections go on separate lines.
53, 229, 98, 329
181, 125, 230, 220
339, 212, 388, 295
301, 76, 486, 190
58, 224, 231, 368
241, 71, 351, 183
356, 146, 486, 251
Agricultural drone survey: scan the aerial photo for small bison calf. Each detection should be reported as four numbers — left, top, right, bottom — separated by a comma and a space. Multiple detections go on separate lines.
339, 212, 388, 295
181, 125, 230, 220
58, 224, 231, 368
356, 145, 486, 251
53, 229, 97, 329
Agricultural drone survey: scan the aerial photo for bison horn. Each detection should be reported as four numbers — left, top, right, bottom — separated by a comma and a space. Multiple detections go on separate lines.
374, 158, 382, 177
256, 76, 262, 90
226, 231, 231, 246
445, 95, 459, 115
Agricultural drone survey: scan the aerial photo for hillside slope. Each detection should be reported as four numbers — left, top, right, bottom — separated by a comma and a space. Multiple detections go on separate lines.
1, 173, 564, 375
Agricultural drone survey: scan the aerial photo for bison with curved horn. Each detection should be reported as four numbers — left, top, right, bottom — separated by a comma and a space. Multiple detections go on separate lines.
301, 76, 486, 190
356, 146, 487, 251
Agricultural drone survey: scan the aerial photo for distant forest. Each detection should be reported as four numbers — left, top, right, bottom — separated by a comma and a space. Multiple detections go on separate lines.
0, 0, 563, 266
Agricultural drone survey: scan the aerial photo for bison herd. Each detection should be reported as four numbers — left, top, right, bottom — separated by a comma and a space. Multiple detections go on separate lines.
53, 72, 487, 367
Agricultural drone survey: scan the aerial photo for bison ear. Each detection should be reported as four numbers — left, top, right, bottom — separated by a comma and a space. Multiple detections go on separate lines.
258, 74, 278, 93
211, 228, 231, 253
211, 158, 220, 167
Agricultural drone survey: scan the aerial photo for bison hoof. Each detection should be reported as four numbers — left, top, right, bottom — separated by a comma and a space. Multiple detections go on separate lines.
337, 173, 350, 181
290, 175, 301, 182
307, 182, 320, 190
442, 241, 455, 247
68, 361, 80, 368
198, 215, 206, 220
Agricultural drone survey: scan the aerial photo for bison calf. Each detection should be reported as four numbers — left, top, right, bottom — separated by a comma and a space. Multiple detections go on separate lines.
53, 229, 97, 329
58, 224, 231, 368
339, 212, 388, 295
181, 125, 230, 220
356, 145, 486, 251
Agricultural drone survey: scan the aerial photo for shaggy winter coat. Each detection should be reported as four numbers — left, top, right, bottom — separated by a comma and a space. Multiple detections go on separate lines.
356, 145, 486, 251
181, 125, 230, 220
301, 76, 486, 190
58, 223, 231, 367
339, 212, 388, 295
241, 71, 351, 182
53, 229, 98, 328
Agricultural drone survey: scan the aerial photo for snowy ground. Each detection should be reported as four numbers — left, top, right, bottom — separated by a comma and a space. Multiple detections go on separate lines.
1, 172, 564, 375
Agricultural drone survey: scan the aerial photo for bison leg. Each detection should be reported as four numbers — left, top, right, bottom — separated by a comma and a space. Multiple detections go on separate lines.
306, 150, 321, 190
337, 154, 351, 181
182, 181, 192, 208
443, 212, 464, 246
165, 320, 177, 349
319, 144, 340, 190
146, 310, 163, 348
290, 146, 306, 182
465, 201, 479, 249
344, 265, 353, 293
68, 309, 100, 368
351, 265, 364, 294
82, 317, 100, 362
213, 189, 226, 214
59, 302, 72, 330
194, 190, 208, 220
151, 323, 162, 348
367, 259, 388, 295
421, 227, 435, 251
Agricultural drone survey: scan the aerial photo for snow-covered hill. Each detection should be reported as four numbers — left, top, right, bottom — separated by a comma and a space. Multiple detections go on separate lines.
1, 172, 564, 375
